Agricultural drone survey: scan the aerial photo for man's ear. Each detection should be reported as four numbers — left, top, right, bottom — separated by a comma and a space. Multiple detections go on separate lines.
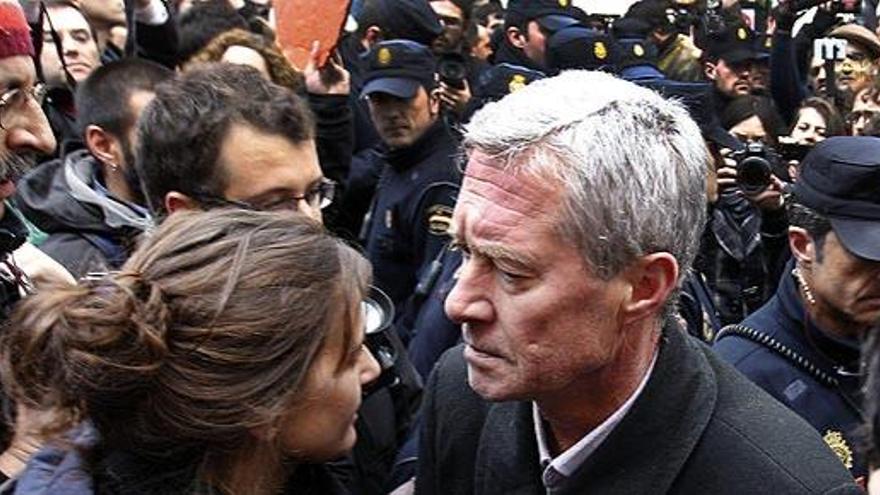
164, 191, 199, 215
428, 86, 442, 116
789, 226, 816, 267
704, 61, 717, 81
620, 252, 679, 326
507, 26, 526, 49
84, 125, 122, 168
363, 26, 383, 50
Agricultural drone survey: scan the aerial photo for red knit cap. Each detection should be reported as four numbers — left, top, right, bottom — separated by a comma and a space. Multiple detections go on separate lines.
0, 2, 33, 59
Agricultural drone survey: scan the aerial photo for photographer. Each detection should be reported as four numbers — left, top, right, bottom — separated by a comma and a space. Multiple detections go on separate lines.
703, 95, 791, 326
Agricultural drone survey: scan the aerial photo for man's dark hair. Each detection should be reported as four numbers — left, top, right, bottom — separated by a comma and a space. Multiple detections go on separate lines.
75, 59, 173, 139
177, 0, 250, 65
474, 2, 503, 26
136, 63, 315, 217
356, 0, 397, 39
786, 200, 833, 260
625, 0, 673, 34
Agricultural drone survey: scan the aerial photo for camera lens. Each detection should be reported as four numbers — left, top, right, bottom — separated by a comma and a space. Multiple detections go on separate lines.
737, 155, 772, 195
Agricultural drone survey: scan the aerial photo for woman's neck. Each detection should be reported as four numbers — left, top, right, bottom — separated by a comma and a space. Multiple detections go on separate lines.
204, 443, 290, 495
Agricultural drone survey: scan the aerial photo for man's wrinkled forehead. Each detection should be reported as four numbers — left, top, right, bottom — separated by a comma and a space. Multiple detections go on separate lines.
461, 149, 560, 205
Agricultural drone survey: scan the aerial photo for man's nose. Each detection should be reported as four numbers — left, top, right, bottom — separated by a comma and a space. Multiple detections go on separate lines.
6, 103, 56, 156
444, 258, 494, 325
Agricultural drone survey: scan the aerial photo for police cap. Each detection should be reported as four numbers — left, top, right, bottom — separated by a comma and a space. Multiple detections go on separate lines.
474, 62, 545, 102
371, 0, 444, 47
545, 26, 617, 73
361, 40, 437, 99
505, 0, 581, 33
794, 137, 880, 261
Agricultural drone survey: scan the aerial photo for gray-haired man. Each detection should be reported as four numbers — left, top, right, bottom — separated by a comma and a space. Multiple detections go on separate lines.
415, 70, 860, 494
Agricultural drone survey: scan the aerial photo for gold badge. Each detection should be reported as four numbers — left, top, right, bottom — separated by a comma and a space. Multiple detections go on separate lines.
633, 43, 645, 57
737, 27, 747, 40
558, 0, 569, 6
823, 430, 853, 470
594, 41, 608, 60
427, 205, 454, 236
765, 37, 772, 49
378, 47, 392, 66
508, 74, 527, 93
701, 314, 715, 343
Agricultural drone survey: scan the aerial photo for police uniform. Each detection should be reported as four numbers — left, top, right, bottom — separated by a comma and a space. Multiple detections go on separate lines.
360, 41, 462, 309
714, 261, 864, 479
494, 0, 582, 72
715, 137, 880, 483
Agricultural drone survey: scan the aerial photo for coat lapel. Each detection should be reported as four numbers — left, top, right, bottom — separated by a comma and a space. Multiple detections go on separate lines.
475, 400, 543, 495
561, 326, 718, 494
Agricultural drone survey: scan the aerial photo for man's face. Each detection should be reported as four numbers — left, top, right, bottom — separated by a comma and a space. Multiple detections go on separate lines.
522, 20, 548, 67
806, 230, 880, 333
707, 58, 753, 98
367, 86, 439, 150
835, 43, 876, 95
117, 90, 156, 205
41, 5, 101, 87
430, 0, 465, 53
849, 88, 880, 135
0, 55, 56, 203
445, 151, 632, 402
80, 0, 125, 25
219, 123, 325, 223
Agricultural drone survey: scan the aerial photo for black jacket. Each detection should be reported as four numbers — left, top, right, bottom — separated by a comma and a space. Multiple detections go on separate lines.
714, 260, 866, 479
416, 324, 861, 494
14, 151, 151, 279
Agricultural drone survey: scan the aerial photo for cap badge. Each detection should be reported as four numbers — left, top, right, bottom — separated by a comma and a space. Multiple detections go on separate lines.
594, 41, 608, 60
823, 430, 853, 470
378, 47, 392, 66
558, 0, 570, 6
737, 27, 747, 40
765, 37, 772, 49
633, 43, 645, 57
508, 74, 527, 93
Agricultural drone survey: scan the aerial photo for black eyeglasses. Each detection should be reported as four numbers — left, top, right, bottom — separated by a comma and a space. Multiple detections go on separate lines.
191, 178, 337, 213
0, 84, 48, 130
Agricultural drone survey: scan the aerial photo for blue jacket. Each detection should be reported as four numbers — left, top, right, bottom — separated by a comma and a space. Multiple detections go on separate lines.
714, 260, 865, 480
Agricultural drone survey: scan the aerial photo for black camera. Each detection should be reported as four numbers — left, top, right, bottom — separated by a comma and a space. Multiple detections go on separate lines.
437, 53, 467, 90
776, 141, 813, 163
731, 142, 784, 195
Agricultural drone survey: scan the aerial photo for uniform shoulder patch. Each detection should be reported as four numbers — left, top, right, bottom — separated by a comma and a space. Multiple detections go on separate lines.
823, 430, 853, 470
426, 204, 454, 236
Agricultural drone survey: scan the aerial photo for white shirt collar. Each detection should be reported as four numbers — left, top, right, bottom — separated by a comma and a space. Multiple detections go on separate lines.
533, 350, 658, 489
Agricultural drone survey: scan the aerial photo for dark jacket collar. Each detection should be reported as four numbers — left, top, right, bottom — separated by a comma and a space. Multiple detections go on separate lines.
474, 323, 717, 495
0, 203, 29, 255
493, 39, 545, 73
774, 259, 861, 370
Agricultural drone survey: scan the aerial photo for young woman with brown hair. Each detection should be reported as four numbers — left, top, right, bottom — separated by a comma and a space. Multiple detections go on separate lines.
0, 208, 380, 495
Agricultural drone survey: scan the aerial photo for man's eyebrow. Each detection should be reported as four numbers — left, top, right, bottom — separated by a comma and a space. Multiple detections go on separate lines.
476, 242, 536, 268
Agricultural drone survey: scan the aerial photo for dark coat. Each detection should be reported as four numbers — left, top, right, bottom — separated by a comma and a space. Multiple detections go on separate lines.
416, 324, 861, 495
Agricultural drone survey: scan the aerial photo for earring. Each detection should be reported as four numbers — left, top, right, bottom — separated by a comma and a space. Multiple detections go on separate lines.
108, 162, 119, 171
792, 266, 816, 306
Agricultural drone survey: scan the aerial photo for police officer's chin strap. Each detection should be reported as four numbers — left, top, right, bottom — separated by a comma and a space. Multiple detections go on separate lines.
792, 263, 817, 306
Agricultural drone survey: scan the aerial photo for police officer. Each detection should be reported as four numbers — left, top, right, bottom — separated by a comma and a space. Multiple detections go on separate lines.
702, 21, 759, 116
495, 0, 582, 72
715, 137, 880, 484
360, 40, 461, 311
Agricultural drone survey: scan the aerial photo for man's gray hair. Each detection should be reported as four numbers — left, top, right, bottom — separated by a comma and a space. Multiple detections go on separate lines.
463, 70, 708, 285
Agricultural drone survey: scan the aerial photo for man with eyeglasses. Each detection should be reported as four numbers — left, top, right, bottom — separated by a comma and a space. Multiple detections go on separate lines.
0, 0, 75, 481
135, 63, 330, 222
848, 85, 880, 135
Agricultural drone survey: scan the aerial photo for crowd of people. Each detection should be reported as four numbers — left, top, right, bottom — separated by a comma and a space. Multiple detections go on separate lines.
0, 0, 877, 493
